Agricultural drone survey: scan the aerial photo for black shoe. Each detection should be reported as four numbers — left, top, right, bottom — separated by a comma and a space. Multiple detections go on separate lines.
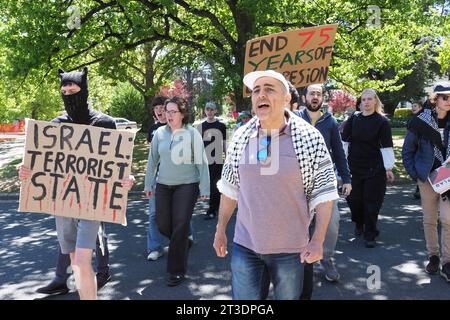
440, 263, 450, 282
96, 273, 112, 290
426, 255, 440, 274
365, 240, 376, 248
375, 229, 380, 239
354, 224, 363, 237
204, 212, 216, 220
167, 274, 185, 287
36, 280, 69, 295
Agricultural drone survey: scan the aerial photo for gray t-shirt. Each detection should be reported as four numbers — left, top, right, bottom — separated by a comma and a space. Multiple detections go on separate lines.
234, 124, 311, 254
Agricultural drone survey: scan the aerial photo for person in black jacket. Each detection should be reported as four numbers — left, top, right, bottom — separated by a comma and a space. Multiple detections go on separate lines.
19, 67, 134, 299
341, 88, 395, 248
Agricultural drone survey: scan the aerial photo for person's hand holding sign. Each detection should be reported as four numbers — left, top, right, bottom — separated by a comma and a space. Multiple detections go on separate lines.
18, 165, 31, 181
121, 175, 135, 190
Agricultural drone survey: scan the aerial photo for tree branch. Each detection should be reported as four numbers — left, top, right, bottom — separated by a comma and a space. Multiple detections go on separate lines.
128, 77, 145, 95
172, 0, 237, 47
123, 60, 146, 77
66, 1, 119, 39
262, 21, 316, 29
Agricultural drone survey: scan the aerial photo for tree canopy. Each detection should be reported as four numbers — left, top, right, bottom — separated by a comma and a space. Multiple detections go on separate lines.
0, 0, 448, 120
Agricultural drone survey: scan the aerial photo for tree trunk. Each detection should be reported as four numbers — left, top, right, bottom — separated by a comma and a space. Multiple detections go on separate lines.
31, 102, 38, 120
181, 66, 197, 122
228, 1, 254, 112
144, 43, 156, 129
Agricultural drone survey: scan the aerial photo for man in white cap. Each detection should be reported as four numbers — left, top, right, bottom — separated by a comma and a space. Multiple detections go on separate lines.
213, 70, 338, 299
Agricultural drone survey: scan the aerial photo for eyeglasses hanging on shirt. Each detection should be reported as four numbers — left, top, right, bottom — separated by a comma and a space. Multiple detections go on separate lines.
256, 123, 288, 163
257, 133, 272, 162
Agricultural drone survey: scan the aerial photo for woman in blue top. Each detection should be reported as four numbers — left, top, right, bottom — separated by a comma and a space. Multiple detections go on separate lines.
402, 82, 450, 281
144, 96, 210, 286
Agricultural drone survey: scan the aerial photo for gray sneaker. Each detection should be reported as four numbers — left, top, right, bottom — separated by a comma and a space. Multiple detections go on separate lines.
321, 259, 340, 282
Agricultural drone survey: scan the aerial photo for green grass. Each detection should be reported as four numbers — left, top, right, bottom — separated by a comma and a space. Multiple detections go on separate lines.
391, 127, 409, 181
130, 132, 149, 191
0, 157, 23, 192
392, 127, 406, 140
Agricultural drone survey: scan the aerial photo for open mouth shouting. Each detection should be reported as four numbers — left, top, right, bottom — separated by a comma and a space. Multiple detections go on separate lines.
257, 102, 270, 110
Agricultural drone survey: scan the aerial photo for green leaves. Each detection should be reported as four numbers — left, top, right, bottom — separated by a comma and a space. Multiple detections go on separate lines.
0, 0, 448, 118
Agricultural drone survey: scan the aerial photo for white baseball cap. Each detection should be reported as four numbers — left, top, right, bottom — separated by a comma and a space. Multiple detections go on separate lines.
243, 70, 290, 93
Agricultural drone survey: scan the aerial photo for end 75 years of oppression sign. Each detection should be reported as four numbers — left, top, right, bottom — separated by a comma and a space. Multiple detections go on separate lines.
244, 24, 337, 95
18, 119, 136, 226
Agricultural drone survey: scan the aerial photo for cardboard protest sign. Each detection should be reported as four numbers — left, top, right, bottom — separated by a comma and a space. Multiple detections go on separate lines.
244, 24, 337, 95
18, 119, 137, 225
429, 164, 450, 194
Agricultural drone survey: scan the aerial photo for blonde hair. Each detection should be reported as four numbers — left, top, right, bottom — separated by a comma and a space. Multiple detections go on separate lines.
361, 88, 384, 115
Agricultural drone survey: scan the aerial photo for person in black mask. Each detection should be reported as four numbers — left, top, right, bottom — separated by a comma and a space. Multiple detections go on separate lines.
19, 67, 134, 299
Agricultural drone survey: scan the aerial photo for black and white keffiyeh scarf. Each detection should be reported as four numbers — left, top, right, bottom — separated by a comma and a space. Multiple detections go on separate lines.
412, 108, 450, 163
218, 110, 338, 214
410, 107, 450, 199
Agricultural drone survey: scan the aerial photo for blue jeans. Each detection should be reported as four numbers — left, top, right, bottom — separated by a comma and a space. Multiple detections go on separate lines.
147, 197, 164, 253
231, 243, 304, 300
147, 197, 195, 253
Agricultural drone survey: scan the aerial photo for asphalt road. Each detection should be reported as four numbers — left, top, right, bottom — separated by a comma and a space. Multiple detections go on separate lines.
1, 182, 450, 300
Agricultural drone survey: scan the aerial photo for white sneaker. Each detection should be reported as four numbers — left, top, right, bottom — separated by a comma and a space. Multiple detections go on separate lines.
147, 251, 163, 261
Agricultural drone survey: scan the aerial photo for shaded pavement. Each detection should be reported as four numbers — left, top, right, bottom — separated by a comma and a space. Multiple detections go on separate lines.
1, 182, 450, 300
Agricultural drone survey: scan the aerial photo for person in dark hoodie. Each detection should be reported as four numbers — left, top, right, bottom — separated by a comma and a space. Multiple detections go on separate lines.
297, 84, 351, 285
19, 67, 134, 299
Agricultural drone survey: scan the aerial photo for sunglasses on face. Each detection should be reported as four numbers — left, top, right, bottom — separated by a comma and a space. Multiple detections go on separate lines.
439, 95, 450, 101
257, 134, 271, 162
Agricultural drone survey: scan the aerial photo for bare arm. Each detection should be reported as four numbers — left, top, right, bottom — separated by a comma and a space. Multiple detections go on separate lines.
300, 201, 332, 263
213, 194, 237, 257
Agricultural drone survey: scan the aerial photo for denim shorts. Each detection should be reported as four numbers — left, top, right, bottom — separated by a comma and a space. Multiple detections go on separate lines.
55, 216, 101, 254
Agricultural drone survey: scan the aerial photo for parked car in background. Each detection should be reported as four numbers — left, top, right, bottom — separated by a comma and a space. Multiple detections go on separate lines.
114, 117, 138, 130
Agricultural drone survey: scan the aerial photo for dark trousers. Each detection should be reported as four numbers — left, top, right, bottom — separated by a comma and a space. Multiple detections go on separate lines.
155, 183, 199, 275
346, 172, 387, 241
208, 163, 223, 214
299, 263, 314, 300
55, 222, 109, 283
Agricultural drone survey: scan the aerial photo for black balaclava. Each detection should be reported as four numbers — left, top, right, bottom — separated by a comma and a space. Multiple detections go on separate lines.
58, 67, 90, 123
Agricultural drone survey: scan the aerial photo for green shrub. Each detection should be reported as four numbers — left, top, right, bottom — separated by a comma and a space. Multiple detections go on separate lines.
393, 108, 413, 120
107, 83, 147, 127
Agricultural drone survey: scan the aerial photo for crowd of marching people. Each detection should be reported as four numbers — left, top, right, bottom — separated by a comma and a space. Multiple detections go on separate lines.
17, 66, 450, 300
